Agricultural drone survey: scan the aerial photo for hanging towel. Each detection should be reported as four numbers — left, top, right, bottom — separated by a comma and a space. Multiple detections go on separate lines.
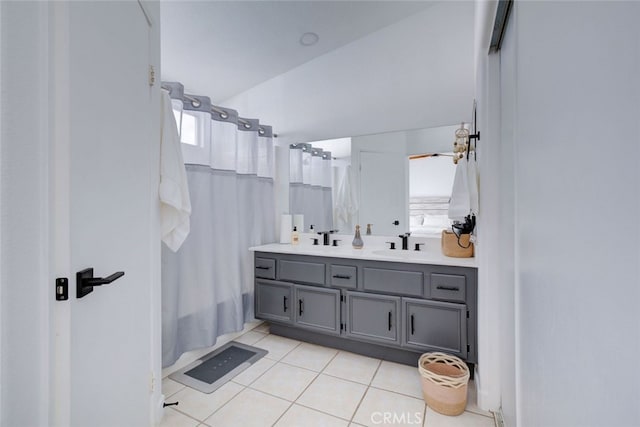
160, 89, 191, 252
467, 156, 479, 216
335, 165, 358, 226
448, 158, 470, 221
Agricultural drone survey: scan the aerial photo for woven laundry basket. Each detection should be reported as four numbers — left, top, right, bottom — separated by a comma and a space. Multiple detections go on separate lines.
418, 352, 470, 416
441, 230, 474, 258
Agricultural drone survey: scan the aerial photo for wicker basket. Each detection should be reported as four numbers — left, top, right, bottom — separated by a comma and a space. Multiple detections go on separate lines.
441, 230, 474, 258
418, 352, 470, 416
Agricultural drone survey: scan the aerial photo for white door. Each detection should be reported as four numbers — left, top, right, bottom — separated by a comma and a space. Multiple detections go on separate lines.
359, 151, 408, 236
51, 2, 161, 426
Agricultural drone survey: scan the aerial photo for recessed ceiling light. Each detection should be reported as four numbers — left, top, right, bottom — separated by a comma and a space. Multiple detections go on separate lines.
300, 32, 319, 47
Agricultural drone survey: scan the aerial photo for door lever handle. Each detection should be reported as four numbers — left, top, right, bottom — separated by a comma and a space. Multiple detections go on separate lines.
76, 268, 125, 299
86, 272, 124, 286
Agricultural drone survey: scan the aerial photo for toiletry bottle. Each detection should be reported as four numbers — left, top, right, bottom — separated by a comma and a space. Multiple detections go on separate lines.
352, 225, 364, 249
291, 226, 300, 245
366, 224, 372, 235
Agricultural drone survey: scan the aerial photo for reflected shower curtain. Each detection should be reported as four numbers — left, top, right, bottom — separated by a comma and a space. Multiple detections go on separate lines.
289, 144, 333, 231
161, 88, 275, 367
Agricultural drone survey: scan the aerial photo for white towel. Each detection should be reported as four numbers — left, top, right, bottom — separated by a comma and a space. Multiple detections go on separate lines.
467, 156, 479, 215
160, 90, 191, 252
335, 165, 358, 226
448, 158, 470, 221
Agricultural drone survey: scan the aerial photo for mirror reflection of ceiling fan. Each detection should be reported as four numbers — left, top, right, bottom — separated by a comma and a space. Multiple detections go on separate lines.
408, 153, 455, 160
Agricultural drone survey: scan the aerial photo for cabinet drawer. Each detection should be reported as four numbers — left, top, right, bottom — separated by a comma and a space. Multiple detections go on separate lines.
279, 259, 325, 285
430, 273, 466, 302
363, 267, 423, 297
329, 264, 357, 289
255, 258, 276, 279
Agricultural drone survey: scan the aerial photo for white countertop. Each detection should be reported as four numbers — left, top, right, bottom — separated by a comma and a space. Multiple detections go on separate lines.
250, 235, 477, 268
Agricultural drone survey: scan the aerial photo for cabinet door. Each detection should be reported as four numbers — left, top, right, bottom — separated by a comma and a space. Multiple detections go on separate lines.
345, 291, 400, 344
294, 285, 341, 335
402, 298, 467, 357
255, 280, 293, 323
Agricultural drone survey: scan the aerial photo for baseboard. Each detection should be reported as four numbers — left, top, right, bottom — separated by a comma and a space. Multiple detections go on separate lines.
271, 323, 423, 367
152, 393, 165, 426
494, 407, 505, 427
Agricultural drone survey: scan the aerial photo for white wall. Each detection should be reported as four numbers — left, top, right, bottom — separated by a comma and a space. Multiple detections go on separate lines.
406, 124, 461, 156
409, 156, 455, 198
0, 2, 51, 425
515, 2, 639, 424
223, 1, 474, 143
496, 13, 516, 426
479, 1, 640, 425
223, 1, 474, 241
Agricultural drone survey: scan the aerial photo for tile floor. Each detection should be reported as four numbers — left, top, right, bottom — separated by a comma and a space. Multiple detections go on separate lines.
161, 323, 496, 427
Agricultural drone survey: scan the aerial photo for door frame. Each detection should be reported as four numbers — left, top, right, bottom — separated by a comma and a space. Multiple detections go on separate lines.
50, 2, 72, 425
0, 1, 53, 425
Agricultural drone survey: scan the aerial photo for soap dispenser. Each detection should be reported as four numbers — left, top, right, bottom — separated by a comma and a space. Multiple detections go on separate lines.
366, 224, 372, 235
352, 225, 364, 249
291, 226, 300, 245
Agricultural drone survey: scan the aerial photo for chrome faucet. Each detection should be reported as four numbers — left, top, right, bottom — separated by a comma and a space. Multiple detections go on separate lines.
399, 232, 411, 250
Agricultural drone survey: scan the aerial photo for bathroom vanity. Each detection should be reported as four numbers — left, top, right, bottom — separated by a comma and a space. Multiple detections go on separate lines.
251, 242, 477, 371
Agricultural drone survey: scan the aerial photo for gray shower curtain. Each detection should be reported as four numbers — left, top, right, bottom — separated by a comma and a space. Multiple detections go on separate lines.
289, 144, 333, 232
161, 88, 275, 367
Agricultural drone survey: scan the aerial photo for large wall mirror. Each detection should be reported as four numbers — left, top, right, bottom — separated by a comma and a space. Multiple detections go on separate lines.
293, 124, 462, 236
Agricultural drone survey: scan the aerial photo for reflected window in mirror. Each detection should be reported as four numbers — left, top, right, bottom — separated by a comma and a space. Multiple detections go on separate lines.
409, 154, 456, 236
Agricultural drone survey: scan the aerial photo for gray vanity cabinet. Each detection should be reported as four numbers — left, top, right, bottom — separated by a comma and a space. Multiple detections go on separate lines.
253, 251, 477, 368
255, 279, 293, 323
345, 291, 400, 344
294, 285, 341, 335
402, 298, 467, 357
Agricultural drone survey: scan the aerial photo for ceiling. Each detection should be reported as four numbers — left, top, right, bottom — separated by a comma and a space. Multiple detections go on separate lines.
161, 1, 436, 103
160, 1, 475, 142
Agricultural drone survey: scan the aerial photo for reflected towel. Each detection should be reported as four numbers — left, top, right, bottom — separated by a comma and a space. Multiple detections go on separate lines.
160, 90, 191, 252
335, 165, 358, 225
448, 158, 470, 220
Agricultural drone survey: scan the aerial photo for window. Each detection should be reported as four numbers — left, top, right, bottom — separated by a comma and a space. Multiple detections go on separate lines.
180, 112, 197, 146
